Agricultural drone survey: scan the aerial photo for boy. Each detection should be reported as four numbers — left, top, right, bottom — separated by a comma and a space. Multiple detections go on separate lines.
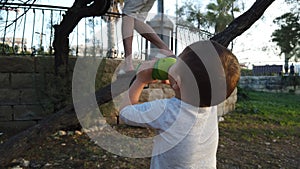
120, 0, 174, 73
119, 40, 240, 168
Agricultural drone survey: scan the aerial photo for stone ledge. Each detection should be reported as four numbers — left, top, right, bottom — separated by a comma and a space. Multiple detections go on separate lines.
0, 56, 34, 73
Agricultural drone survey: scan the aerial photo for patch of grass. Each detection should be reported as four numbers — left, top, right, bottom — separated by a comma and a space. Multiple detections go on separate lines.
235, 90, 300, 127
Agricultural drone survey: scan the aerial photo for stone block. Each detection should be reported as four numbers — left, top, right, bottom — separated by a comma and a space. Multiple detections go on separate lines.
34, 56, 76, 73
226, 95, 235, 105
97, 73, 115, 88
0, 73, 10, 88
106, 115, 118, 125
162, 88, 175, 98
229, 104, 235, 112
217, 102, 226, 116
295, 88, 300, 94
286, 86, 295, 91
252, 84, 265, 90
98, 102, 119, 124
19, 89, 39, 104
13, 105, 46, 121
35, 57, 55, 73
0, 89, 20, 104
148, 83, 160, 88
101, 59, 122, 73
11, 73, 41, 89
0, 106, 13, 121
140, 89, 164, 102
0, 56, 34, 73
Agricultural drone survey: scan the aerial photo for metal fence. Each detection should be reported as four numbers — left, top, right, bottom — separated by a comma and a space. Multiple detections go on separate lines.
0, 2, 212, 58
252, 65, 283, 76
0, 3, 68, 56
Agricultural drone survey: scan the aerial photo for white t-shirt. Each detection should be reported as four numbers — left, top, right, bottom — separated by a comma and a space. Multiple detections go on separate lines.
120, 97, 218, 169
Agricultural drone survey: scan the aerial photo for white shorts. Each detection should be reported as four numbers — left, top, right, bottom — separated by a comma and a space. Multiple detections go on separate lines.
122, 0, 156, 21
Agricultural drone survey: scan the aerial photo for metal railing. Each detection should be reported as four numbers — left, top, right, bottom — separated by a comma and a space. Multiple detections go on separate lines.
0, 3, 68, 56
0, 2, 213, 58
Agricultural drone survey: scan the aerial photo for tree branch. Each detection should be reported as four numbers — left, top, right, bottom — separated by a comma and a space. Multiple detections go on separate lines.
53, 0, 111, 73
211, 0, 276, 47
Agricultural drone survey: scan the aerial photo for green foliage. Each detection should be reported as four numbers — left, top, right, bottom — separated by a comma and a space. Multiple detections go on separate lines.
236, 86, 250, 102
176, 0, 242, 33
272, 12, 300, 60
206, 0, 240, 33
176, 2, 207, 29
240, 68, 253, 76
0, 43, 14, 54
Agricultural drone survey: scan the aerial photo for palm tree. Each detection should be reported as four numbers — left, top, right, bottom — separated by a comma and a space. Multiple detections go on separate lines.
176, 2, 207, 30
176, 0, 242, 33
205, 0, 241, 34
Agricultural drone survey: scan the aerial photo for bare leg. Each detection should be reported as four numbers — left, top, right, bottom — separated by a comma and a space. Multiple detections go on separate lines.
134, 18, 174, 57
121, 15, 135, 72
121, 15, 174, 73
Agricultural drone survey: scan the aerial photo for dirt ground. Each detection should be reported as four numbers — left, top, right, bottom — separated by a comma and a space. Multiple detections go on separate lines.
2, 112, 300, 169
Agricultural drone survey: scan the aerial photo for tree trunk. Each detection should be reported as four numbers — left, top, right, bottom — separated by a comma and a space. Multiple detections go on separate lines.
54, 0, 111, 73
0, 0, 275, 167
284, 56, 289, 74
107, 17, 116, 58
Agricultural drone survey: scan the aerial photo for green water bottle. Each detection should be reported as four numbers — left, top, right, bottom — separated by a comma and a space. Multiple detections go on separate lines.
152, 57, 177, 80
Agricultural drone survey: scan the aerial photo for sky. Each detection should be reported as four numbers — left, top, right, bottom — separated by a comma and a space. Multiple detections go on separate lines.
2, 0, 299, 71
41, 0, 296, 66
165, 0, 296, 68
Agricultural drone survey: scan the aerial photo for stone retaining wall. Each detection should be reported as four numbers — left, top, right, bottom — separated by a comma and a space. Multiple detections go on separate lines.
0, 56, 62, 136
0, 56, 237, 136
239, 76, 300, 94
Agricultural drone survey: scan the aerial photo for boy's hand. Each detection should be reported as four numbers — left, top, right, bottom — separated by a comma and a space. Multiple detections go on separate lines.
120, 60, 158, 110
136, 60, 158, 84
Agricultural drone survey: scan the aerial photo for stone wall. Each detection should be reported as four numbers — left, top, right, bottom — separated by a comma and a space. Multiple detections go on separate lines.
0, 56, 63, 136
239, 76, 300, 94
139, 85, 237, 117
0, 56, 237, 136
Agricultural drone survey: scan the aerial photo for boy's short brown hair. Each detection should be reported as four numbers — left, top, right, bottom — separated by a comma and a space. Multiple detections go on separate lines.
177, 40, 240, 107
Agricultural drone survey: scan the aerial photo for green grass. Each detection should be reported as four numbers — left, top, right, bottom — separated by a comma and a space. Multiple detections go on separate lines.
219, 90, 300, 144
235, 90, 300, 127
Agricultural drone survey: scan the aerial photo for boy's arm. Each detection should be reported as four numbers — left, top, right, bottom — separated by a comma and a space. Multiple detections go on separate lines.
119, 79, 147, 110
120, 60, 157, 110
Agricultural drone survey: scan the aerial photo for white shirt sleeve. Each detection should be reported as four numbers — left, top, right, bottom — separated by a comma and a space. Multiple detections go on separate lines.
120, 99, 170, 129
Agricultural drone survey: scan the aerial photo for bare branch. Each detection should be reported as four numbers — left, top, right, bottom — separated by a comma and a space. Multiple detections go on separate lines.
1, 0, 37, 29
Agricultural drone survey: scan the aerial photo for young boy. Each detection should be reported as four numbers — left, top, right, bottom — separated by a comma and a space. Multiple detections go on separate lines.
119, 40, 240, 168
